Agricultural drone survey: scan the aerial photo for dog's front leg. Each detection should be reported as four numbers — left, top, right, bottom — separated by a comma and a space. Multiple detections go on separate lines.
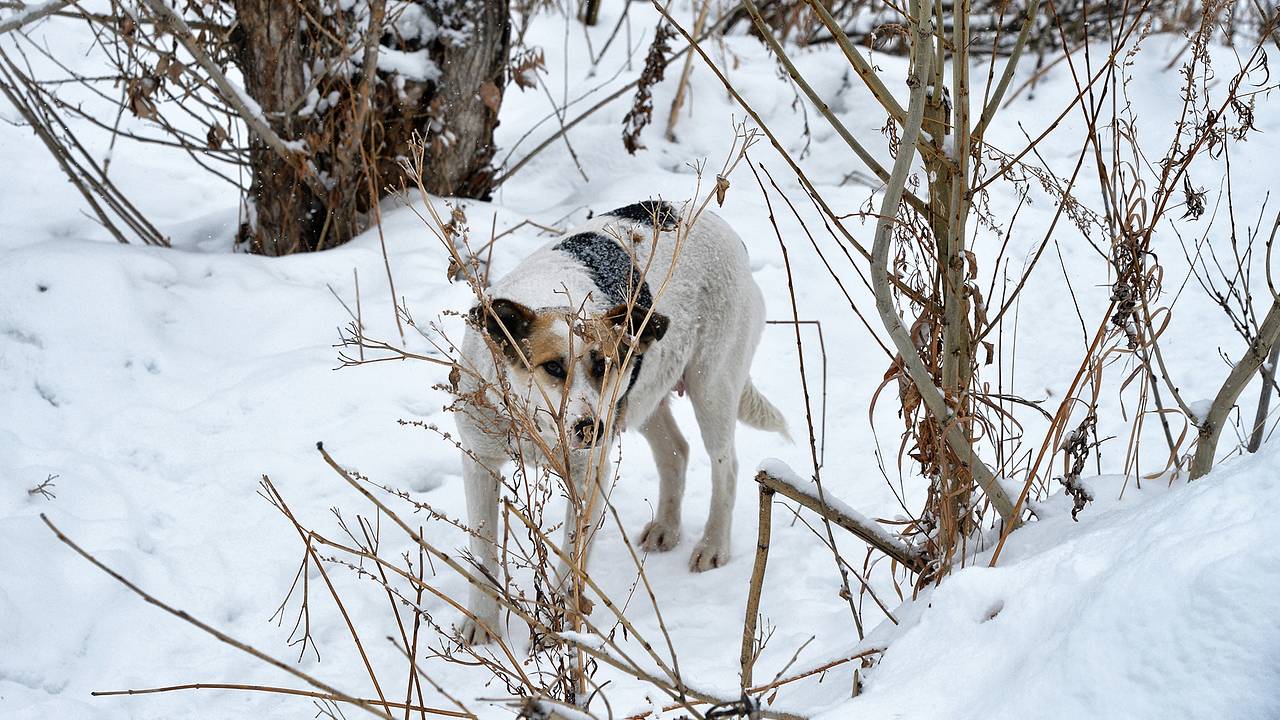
639, 400, 688, 551
461, 450, 505, 645
557, 452, 610, 608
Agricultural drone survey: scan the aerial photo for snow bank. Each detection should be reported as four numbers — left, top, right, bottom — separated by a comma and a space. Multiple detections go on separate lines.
836, 444, 1280, 719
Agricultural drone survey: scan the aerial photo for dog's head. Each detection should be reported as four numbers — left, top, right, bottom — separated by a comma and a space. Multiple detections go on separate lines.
469, 298, 668, 450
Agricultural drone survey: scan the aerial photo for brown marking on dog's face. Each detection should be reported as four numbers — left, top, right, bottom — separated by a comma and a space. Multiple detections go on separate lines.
520, 312, 572, 379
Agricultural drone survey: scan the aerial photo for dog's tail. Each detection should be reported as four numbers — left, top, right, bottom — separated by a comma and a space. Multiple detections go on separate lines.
738, 380, 792, 442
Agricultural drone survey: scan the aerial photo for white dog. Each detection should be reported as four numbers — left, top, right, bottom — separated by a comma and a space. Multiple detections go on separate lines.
453, 201, 788, 644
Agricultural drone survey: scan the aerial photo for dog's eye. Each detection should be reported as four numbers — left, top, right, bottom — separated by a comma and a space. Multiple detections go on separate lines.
591, 354, 607, 379
541, 360, 567, 379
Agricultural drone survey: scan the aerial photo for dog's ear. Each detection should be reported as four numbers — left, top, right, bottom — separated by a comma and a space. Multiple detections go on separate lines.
470, 298, 537, 347
603, 303, 669, 352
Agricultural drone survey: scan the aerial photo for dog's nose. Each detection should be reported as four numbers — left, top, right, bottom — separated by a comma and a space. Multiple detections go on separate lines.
572, 417, 602, 446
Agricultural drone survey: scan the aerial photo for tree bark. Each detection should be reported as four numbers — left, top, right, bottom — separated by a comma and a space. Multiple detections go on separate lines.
231, 0, 338, 256
581, 0, 603, 26
230, 0, 511, 256
1191, 298, 1280, 478
380, 0, 511, 199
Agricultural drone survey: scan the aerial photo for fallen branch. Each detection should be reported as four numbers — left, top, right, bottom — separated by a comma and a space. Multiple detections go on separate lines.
625, 647, 883, 720
755, 466, 926, 572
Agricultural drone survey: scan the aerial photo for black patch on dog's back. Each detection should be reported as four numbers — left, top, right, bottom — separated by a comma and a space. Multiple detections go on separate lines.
601, 200, 678, 231
553, 232, 653, 308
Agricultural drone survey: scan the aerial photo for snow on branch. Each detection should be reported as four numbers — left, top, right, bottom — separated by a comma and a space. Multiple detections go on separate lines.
756, 460, 926, 572
0, 0, 76, 36
133, 0, 327, 198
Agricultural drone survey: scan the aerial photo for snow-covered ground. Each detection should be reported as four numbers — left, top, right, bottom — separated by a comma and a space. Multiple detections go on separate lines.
3, 3, 1278, 719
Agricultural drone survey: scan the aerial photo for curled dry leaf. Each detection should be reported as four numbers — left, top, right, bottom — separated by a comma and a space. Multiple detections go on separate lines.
166, 59, 185, 85
479, 81, 501, 113
509, 46, 546, 91
206, 122, 227, 150
126, 77, 159, 119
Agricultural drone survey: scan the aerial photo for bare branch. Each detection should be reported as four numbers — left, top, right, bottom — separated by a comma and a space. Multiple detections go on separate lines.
1192, 297, 1280, 478
132, 0, 326, 198
740, 0, 933, 208
740, 484, 774, 688
756, 469, 926, 572
39, 514, 396, 720
0, 0, 76, 36
90, 683, 468, 718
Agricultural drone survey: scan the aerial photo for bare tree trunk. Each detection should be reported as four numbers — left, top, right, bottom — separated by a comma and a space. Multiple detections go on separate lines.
581, 0, 603, 26
428, 0, 511, 197
382, 0, 512, 198
231, 0, 343, 256
231, 0, 511, 256
919, 0, 981, 567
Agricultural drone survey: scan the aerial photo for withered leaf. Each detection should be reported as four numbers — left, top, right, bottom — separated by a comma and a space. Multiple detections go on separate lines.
206, 122, 227, 150
127, 82, 158, 119
478, 81, 501, 113
714, 174, 729, 206
510, 47, 545, 91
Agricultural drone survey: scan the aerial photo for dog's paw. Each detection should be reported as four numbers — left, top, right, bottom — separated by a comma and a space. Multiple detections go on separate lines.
460, 617, 497, 646
639, 519, 681, 552
689, 536, 730, 572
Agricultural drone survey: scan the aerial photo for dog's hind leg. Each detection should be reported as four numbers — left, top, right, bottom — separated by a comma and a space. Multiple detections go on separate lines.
685, 374, 744, 571
638, 399, 689, 552
460, 450, 505, 645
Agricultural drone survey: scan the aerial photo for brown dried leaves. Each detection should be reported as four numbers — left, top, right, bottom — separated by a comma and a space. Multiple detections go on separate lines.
621, 22, 675, 155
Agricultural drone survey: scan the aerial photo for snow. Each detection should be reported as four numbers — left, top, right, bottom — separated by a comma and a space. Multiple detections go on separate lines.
375, 48, 441, 84
838, 444, 1280, 719
1188, 398, 1213, 423
3, 3, 1279, 720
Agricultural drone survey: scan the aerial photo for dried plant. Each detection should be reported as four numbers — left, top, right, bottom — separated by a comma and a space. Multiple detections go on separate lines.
622, 21, 676, 154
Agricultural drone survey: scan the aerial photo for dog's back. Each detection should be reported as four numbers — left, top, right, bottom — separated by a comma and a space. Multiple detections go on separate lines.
483, 202, 761, 428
